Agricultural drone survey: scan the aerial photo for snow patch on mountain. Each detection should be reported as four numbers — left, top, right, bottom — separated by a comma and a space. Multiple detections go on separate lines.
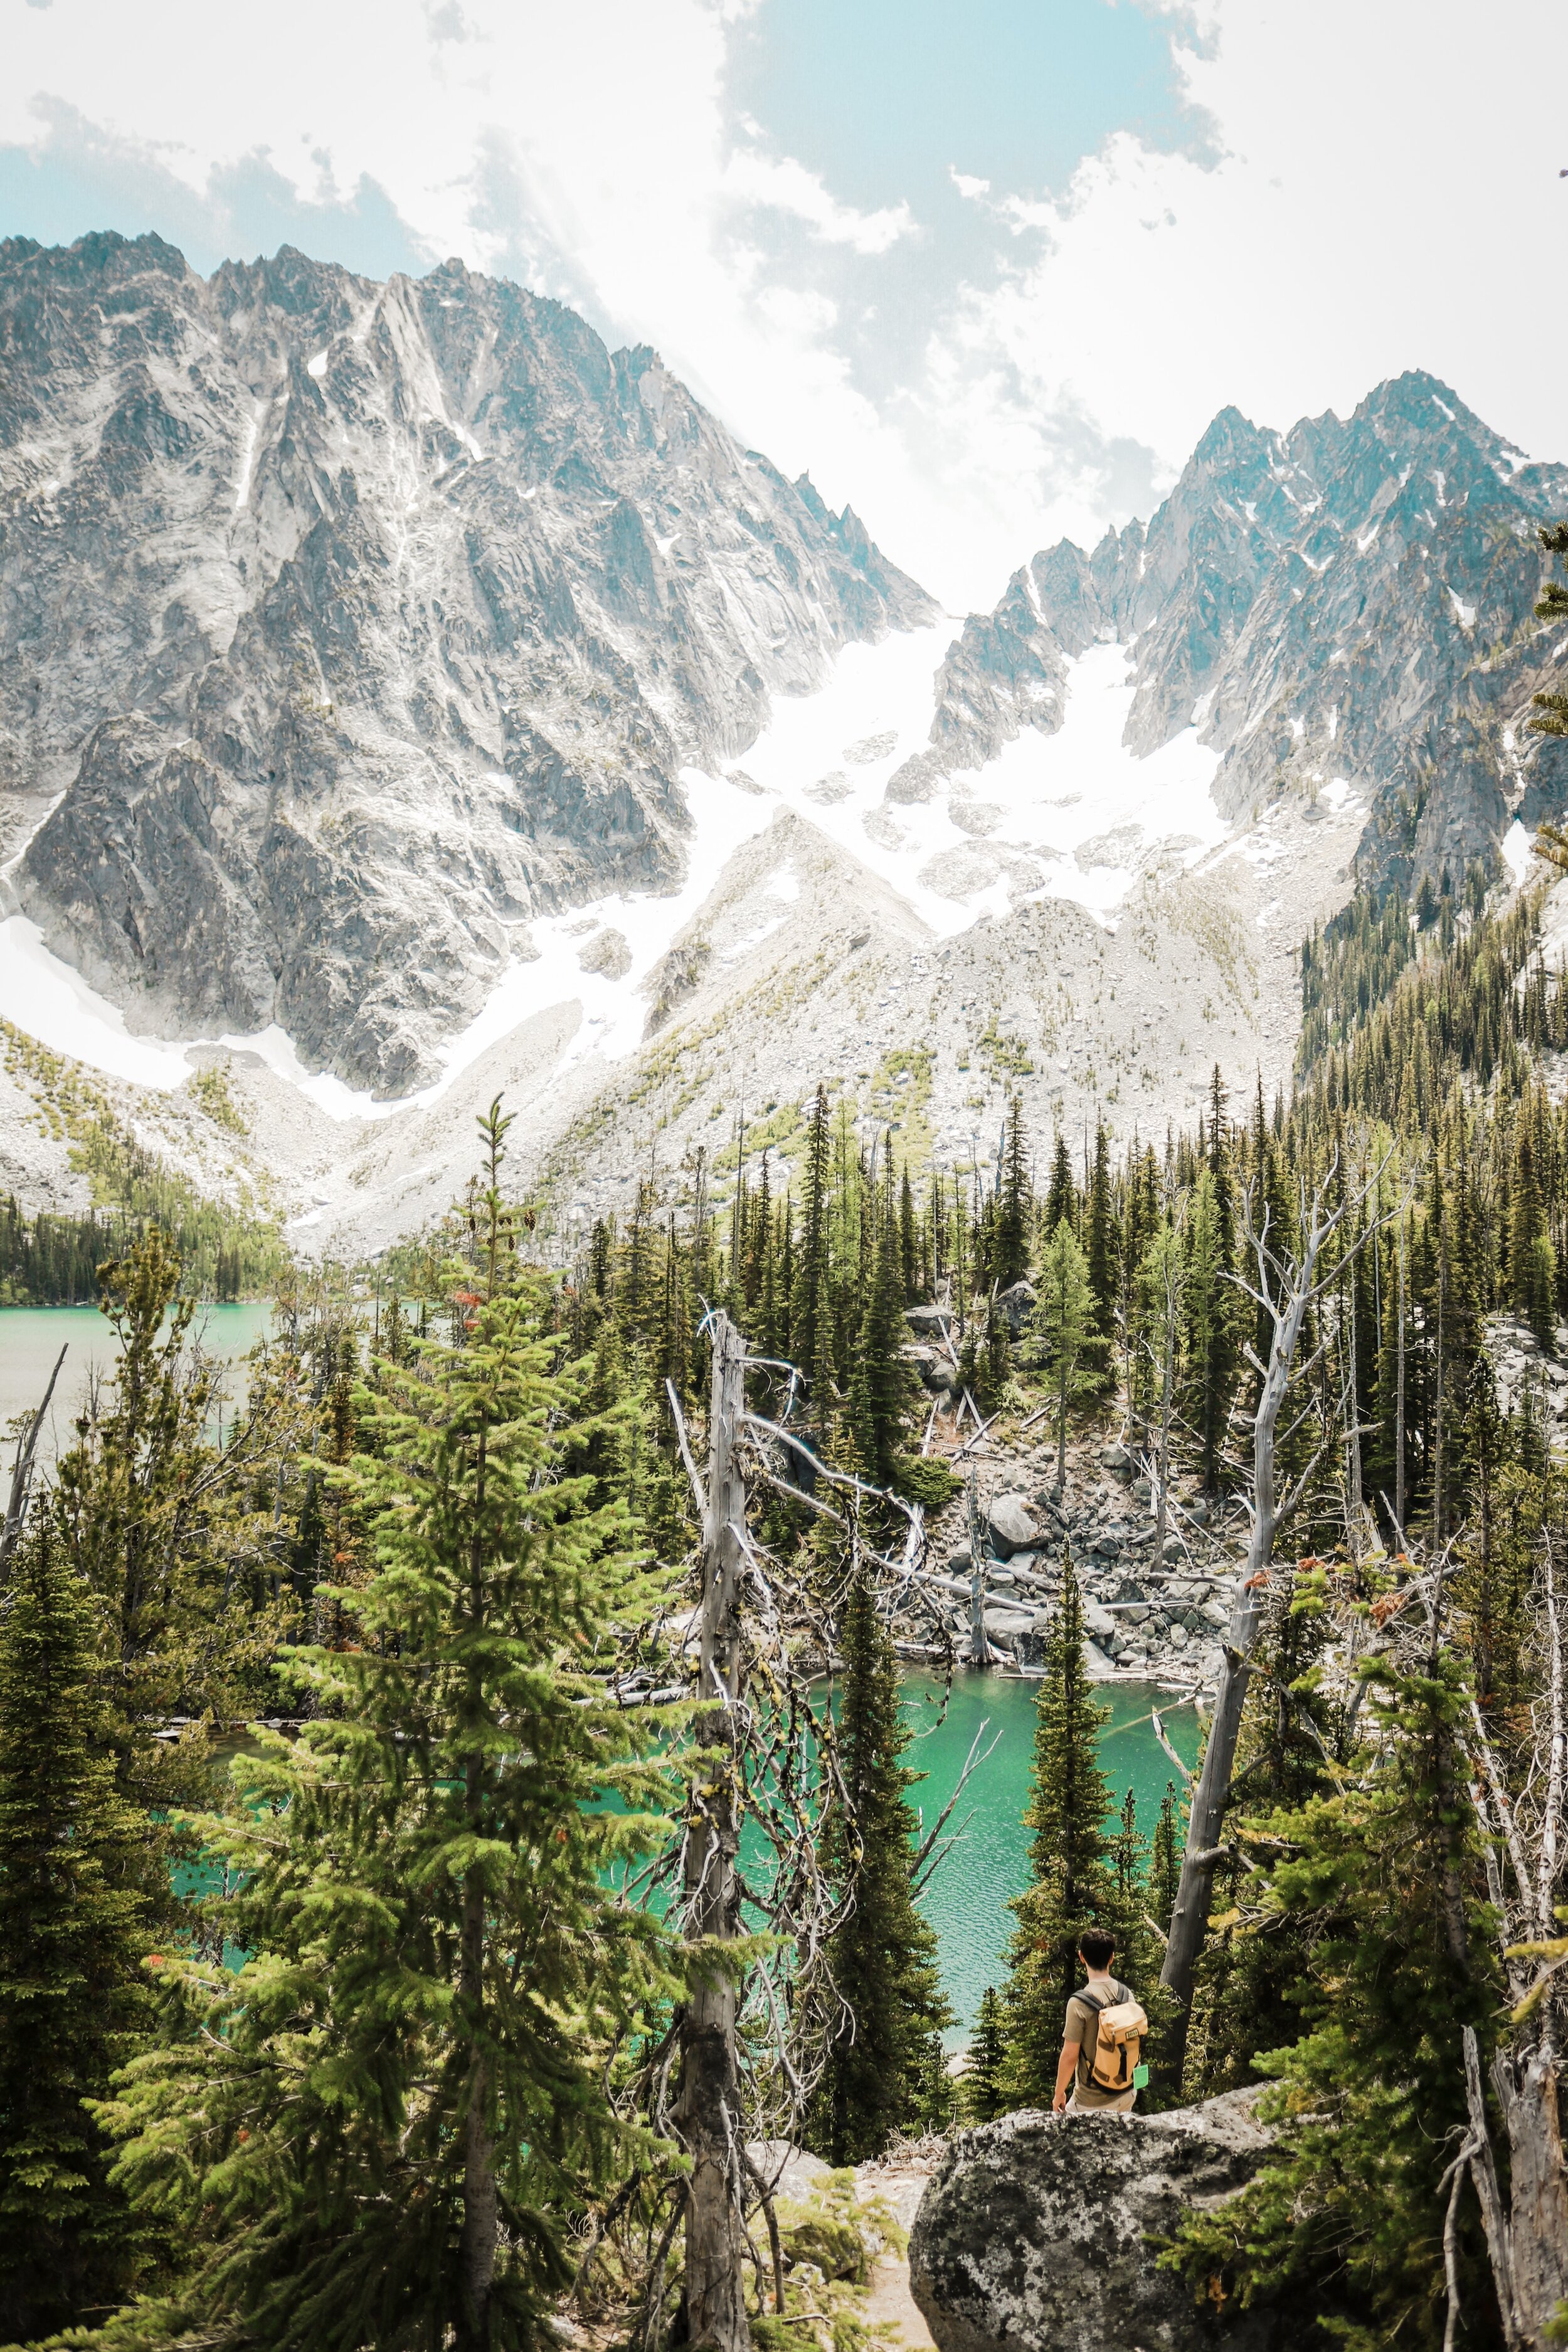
0, 625, 1229, 1120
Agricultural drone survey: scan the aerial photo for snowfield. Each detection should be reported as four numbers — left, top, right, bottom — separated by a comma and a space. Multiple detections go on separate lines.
0, 628, 1230, 1117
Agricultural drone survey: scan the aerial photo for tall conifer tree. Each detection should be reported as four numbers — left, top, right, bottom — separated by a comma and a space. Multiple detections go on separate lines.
999, 1550, 1116, 2106
0, 1522, 155, 2338
810, 1567, 951, 2161
1035, 1221, 1099, 1495
93, 1264, 681, 2351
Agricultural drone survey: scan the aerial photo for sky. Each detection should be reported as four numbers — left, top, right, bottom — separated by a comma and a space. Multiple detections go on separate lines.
2, 0, 1565, 610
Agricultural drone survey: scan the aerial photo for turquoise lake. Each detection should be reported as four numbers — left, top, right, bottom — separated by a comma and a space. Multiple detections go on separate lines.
1, 1309, 1196, 2040
0, 1301, 275, 1453
899, 1672, 1197, 2039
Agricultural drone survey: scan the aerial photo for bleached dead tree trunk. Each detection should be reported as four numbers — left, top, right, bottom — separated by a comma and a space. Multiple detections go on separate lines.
1160, 1155, 1394, 2074
1463, 1537, 1568, 2348
0, 1344, 66, 1577
674, 1313, 751, 2352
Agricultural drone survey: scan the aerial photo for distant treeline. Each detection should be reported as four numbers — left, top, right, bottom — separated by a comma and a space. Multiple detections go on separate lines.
0, 1195, 252, 1306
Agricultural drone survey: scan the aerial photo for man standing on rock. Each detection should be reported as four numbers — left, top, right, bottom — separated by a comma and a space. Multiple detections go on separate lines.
1051, 1930, 1147, 2115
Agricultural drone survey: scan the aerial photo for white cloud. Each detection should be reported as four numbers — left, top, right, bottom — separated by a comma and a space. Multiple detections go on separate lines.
726, 142, 916, 256
944, 0, 1568, 495
2, 0, 1565, 617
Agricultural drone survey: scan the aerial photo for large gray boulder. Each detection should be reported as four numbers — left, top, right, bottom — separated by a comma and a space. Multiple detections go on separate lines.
986, 1493, 1040, 1558
909, 2092, 1281, 2352
993, 1279, 1038, 1337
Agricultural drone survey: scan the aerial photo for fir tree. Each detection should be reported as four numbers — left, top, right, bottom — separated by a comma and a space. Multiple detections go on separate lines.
791, 1085, 837, 1439
1185, 1164, 1238, 1492
51, 1228, 299, 1917
811, 1566, 952, 2161
1044, 1133, 1078, 1238
962, 1988, 1010, 2124
93, 1271, 682, 2352
1000, 1549, 1116, 2106
1083, 1120, 1118, 1355
0, 1521, 155, 2338
993, 1096, 1032, 1289
1171, 1653, 1499, 2344
1150, 1781, 1182, 1936
845, 1170, 917, 1486
1034, 1219, 1099, 1495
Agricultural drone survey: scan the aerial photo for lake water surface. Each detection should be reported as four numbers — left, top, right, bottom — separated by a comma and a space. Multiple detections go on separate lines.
900, 1671, 1199, 2038
0, 1302, 275, 1453
3, 1306, 1195, 2037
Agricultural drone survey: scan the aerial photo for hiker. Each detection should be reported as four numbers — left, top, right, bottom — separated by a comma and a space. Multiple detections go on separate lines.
1051, 1927, 1148, 2114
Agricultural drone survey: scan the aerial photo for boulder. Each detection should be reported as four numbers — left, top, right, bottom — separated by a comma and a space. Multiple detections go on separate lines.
982, 1606, 1039, 1645
1081, 1599, 1119, 1642
906, 1305, 956, 1338
987, 1493, 1040, 1557
909, 2092, 1281, 2352
994, 1279, 1038, 1337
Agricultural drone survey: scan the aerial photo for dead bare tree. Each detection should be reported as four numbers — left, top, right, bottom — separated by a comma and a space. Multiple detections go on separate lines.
672, 1313, 751, 2352
1160, 1152, 1397, 2070
1460, 1534, 1568, 2349
620, 1315, 986, 2350
0, 1344, 66, 1581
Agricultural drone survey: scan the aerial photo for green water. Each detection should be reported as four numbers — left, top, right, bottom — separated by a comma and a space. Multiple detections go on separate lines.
169, 1670, 1197, 2046
0, 1301, 275, 1453
2, 1295, 1195, 2045
901, 1673, 1199, 2040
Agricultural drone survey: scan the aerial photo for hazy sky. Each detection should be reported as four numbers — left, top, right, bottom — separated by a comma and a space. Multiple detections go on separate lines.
3, 0, 1564, 608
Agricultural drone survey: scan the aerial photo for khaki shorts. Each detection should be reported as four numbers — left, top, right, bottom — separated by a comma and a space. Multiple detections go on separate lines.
1067, 2086, 1137, 2115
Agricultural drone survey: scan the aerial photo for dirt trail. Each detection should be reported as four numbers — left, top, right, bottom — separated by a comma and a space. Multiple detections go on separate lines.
857, 2152, 943, 2350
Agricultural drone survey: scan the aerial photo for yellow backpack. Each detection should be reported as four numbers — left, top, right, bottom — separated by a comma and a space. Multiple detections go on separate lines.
1080, 1982, 1150, 2094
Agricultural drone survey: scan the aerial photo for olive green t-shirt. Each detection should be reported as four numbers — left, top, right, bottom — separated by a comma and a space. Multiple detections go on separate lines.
1064, 1978, 1134, 2107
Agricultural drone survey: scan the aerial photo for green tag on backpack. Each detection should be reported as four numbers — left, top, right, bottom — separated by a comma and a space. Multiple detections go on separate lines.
1133, 2064, 1150, 2089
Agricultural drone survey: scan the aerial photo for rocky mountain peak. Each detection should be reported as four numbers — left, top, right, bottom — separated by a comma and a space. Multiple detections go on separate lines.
900, 371, 1568, 896
0, 231, 932, 1094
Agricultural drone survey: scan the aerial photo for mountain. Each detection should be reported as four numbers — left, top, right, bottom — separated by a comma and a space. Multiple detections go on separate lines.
6, 287, 1568, 1264
0, 231, 931, 1093
894, 373, 1568, 893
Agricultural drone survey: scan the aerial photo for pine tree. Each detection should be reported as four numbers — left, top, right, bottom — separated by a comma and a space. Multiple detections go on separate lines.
0, 1521, 156, 2338
1170, 1653, 1499, 2344
1083, 1120, 1118, 1353
93, 1271, 682, 2352
999, 1549, 1116, 2106
811, 1566, 953, 2161
993, 1096, 1032, 1289
1044, 1133, 1078, 1238
962, 1988, 1010, 2124
1034, 1219, 1099, 1494
845, 1171, 917, 1487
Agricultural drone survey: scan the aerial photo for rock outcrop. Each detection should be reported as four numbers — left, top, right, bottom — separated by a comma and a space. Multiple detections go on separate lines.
909, 2092, 1280, 2352
0, 231, 931, 1091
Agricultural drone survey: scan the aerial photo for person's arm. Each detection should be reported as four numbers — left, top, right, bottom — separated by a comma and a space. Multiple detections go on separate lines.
1052, 2037, 1079, 2112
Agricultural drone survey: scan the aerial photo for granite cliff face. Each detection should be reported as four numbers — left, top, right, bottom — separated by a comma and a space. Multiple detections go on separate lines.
0, 232, 930, 1091
898, 373, 1568, 893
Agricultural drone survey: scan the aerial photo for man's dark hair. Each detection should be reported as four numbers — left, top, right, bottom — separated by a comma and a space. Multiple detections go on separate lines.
1079, 1929, 1116, 1970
